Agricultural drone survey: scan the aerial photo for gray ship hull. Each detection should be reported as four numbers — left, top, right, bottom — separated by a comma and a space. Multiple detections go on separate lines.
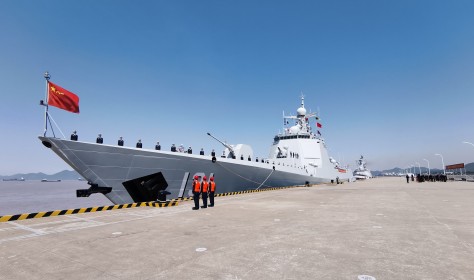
39, 136, 347, 204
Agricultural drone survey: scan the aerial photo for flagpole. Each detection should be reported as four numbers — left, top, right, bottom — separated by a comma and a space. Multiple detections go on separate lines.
43, 71, 51, 136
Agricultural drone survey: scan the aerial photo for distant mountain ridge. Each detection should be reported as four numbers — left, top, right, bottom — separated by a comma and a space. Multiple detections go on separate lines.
0, 170, 82, 180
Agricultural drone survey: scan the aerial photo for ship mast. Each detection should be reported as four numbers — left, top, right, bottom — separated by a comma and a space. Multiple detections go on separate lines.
281, 94, 320, 137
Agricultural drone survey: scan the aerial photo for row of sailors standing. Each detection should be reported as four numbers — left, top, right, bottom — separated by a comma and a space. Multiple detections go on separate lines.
71, 131, 215, 155
72, 131, 270, 164
73, 132, 259, 161
170, 144, 215, 156
74, 131, 268, 163
72, 132, 275, 165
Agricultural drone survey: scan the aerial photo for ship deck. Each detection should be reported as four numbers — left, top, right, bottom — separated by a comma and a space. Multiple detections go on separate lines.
1, 177, 473, 279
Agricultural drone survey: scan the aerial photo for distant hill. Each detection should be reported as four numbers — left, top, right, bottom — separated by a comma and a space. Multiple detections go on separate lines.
0, 170, 83, 180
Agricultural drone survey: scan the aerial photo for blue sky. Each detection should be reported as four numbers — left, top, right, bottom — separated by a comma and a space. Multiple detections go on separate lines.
1, 0, 474, 175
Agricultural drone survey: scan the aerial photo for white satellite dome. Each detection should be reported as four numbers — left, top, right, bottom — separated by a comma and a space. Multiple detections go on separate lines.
297, 107, 306, 116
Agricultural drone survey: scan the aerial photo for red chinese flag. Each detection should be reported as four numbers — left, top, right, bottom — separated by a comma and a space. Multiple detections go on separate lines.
317, 122, 322, 128
47, 81, 80, 113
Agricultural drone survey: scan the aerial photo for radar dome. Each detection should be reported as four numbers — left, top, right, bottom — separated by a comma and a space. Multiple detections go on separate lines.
289, 125, 300, 134
297, 107, 306, 116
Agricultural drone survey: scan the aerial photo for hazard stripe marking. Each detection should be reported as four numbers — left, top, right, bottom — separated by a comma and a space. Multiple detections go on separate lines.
171, 184, 311, 202
0, 200, 179, 222
0, 184, 311, 222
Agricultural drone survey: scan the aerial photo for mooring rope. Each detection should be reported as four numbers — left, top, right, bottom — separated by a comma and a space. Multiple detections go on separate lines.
215, 161, 274, 189
255, 169, 274, 190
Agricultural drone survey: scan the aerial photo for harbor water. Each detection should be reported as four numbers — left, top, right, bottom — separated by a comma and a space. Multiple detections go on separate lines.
0, 180, 111, 216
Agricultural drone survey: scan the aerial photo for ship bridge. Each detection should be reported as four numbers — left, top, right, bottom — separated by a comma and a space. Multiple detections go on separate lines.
272, 95, 320, 144
268, 96, 324, 171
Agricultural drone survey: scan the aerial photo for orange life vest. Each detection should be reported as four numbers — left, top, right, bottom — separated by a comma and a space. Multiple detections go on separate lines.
202, 181, 209, 193
193, 180, 201, 192
210, 181, 216, 192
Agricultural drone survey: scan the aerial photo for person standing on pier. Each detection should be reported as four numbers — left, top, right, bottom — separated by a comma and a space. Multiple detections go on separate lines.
192, 176, 201, 210
201, 176, 209, 208
209, 177, 216, 207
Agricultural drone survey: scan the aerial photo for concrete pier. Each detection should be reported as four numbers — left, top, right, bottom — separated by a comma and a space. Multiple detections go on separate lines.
1, 177, 473, 279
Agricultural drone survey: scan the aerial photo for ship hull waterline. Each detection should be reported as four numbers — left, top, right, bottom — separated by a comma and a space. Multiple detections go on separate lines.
39, 136, 351, 204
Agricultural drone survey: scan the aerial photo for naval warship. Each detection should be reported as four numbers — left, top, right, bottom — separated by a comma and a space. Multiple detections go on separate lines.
39, 96, 352, 204
353, 155, 373, 180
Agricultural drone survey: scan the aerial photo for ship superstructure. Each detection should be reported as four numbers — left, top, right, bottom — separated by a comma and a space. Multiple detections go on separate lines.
39, 96, 352, 204
353, 155, 373, 180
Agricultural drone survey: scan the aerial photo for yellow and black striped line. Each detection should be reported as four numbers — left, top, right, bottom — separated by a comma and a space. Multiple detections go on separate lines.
170, 197, 193, 202
0, 200, 178, 223
0, 184, 315, 222
215, 185, 302, 197
171, 184, 311, 202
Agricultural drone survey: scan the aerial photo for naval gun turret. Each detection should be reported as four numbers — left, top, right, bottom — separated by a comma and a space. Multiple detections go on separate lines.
207, 132, 254, 160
